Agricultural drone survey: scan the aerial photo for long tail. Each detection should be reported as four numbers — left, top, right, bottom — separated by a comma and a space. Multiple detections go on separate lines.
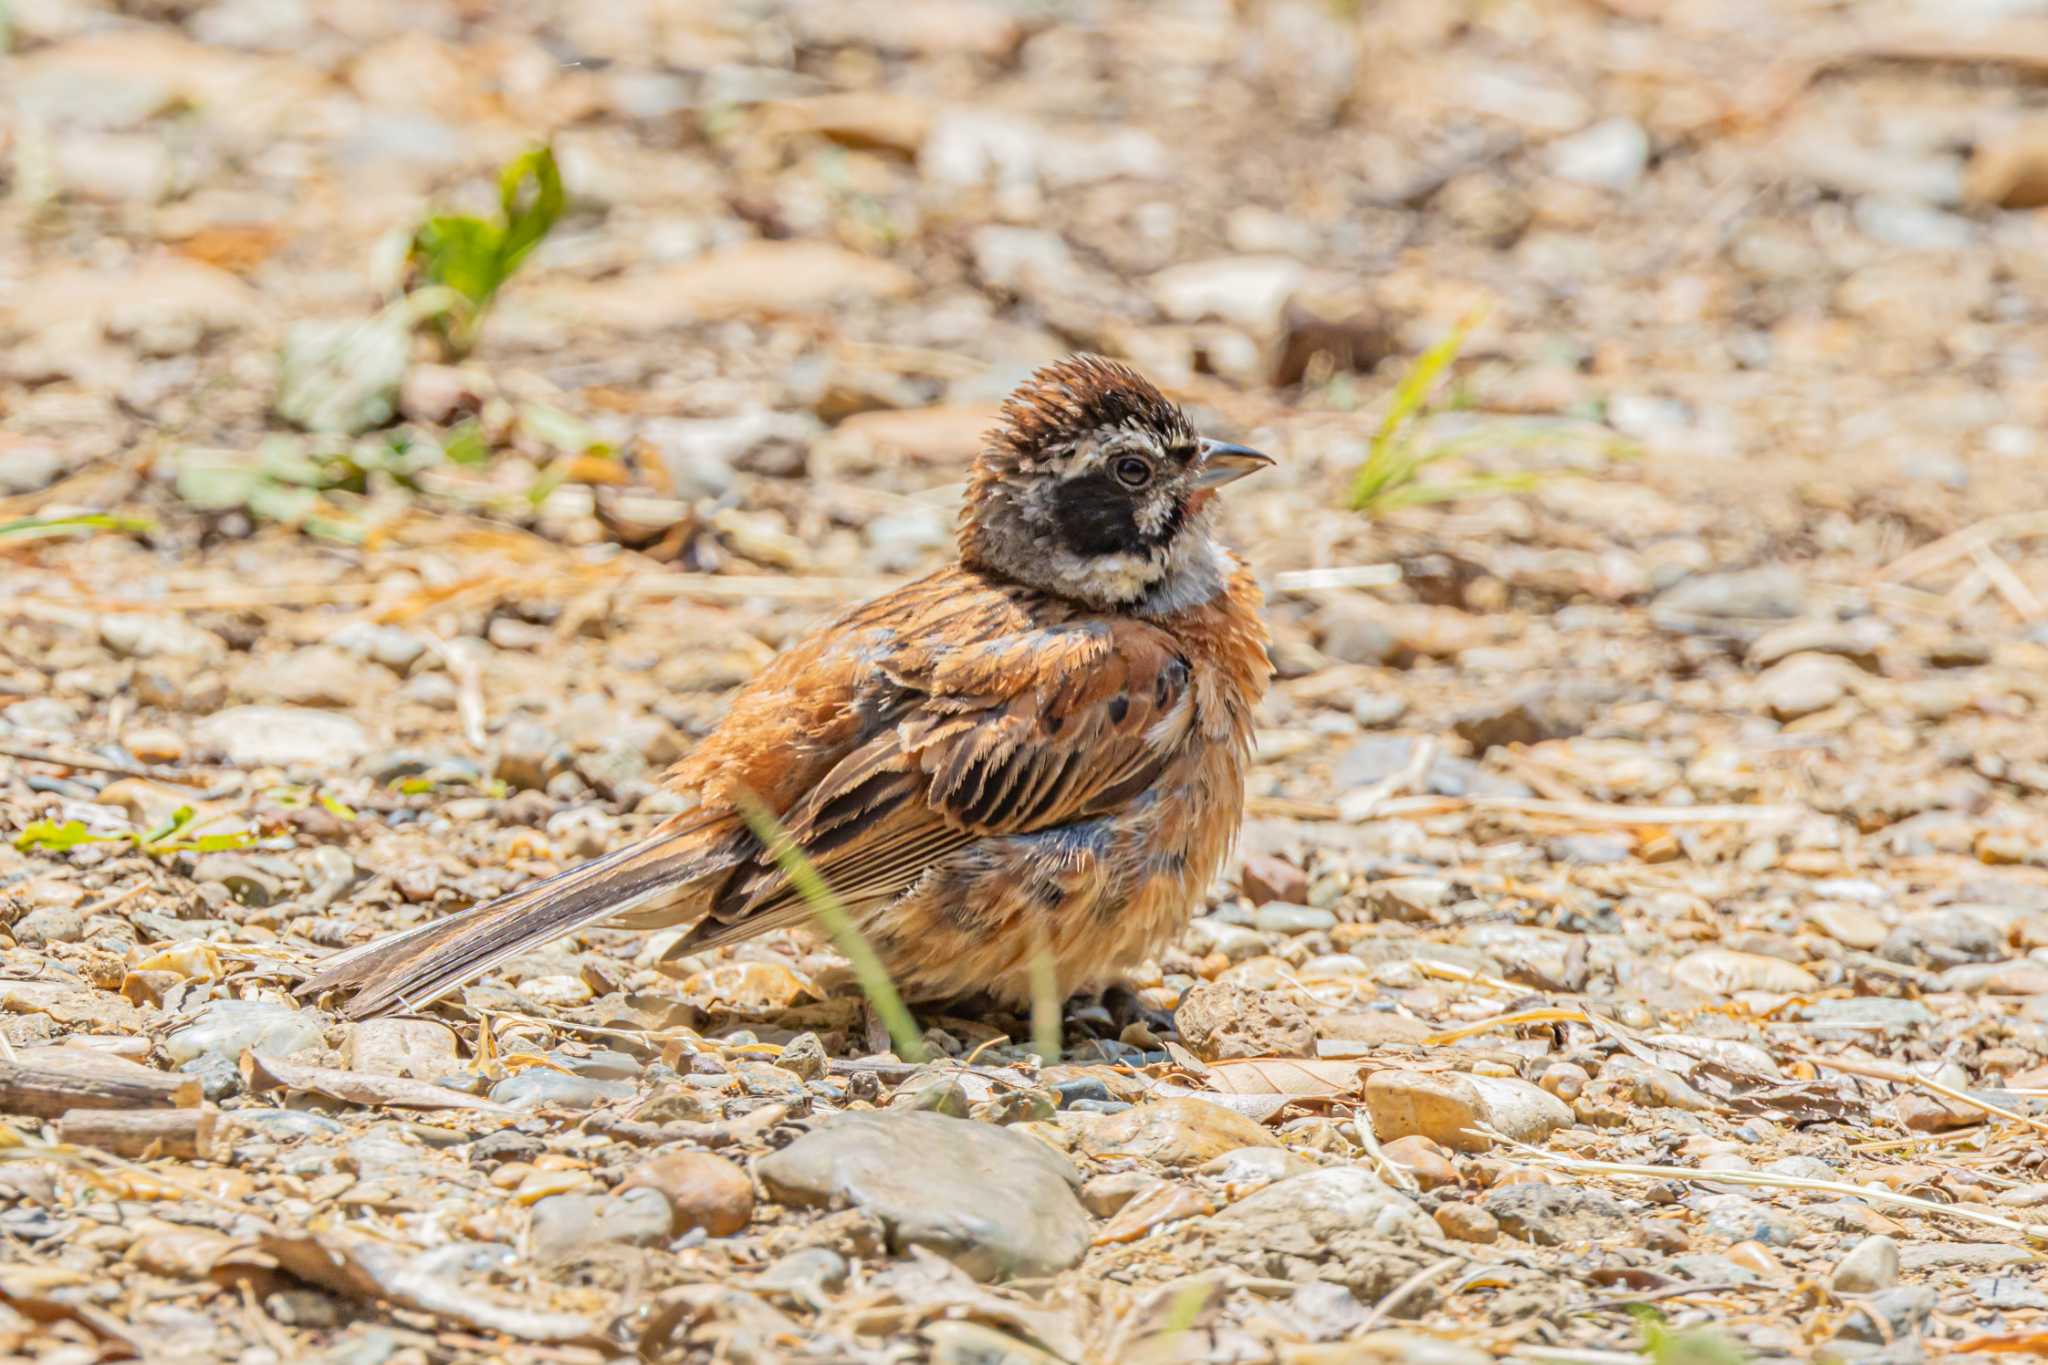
297, 816, 742, 1019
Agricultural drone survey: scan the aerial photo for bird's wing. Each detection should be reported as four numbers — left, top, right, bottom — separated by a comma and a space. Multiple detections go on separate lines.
684, 583, 1196, 943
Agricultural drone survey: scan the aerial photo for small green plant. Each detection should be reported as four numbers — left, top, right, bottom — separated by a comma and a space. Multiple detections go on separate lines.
0, 514, 152, 541
410, 145, 564, 357
14, 806, 256, 857
733, 793, 930, 1065
1627, 1305, 1748, 1365
1347, 315, 1634, 514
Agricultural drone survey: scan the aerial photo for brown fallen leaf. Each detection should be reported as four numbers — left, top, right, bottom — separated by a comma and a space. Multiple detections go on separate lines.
1093, 1181, 1214, 1246
1202, 1057, 1368, 1097
240, 1053, 516, 1115
259, 1226, 601, 1344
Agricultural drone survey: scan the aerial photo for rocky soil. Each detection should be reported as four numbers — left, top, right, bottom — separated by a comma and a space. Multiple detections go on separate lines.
7, 0, 2048, 1362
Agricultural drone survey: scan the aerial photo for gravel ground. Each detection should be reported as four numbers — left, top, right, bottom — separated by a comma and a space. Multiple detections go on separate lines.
7, 1, 2048, 1362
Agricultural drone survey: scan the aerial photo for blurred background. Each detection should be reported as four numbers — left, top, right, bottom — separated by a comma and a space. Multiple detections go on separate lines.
7, 0, 2048, 819
9, 1, 2048, 1360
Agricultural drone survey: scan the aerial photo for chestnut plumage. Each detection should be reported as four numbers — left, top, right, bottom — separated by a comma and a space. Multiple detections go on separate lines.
299, 355, 1274, 1018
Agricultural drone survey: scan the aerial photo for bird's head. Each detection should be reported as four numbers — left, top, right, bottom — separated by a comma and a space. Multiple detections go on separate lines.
958, 355, 1273, 613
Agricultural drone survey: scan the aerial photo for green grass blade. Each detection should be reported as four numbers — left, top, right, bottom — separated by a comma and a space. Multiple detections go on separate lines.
733, 792, 929, 1065
0, 514, 153, 540
1028, 943, 1062, 1065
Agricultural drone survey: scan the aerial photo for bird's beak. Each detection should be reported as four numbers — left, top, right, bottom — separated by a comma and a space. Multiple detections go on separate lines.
1190, 439, 1275, 490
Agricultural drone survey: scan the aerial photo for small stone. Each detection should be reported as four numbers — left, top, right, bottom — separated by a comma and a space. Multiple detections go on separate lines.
622, 1151, 754, 1237
1073, 1096, 1280, 1167
778, 1032, 828, 1081
344, 1018, 457, 1079
1201, 1167, 1435, 1298
122, 727, 188, 764
1483, 1183, 1635, 1245
1538, 1062, 1589, 1103
1834, 1286, 1935, 1344
1652, 567, 1806, 626
757, 1110, 1088, 1281
1351, 693, 1409, 728
1175, 981, 1315, 1061
1379, 1135, 1459, 1190
1696, 1193, 1803, 1246
1252, 903, 1337, 935
529, 1188, 674, 1261
1364, 1071, 1571, 1154
1241, 854, 1309, 906
1433, 1202, 1499, 1244
178, 1050, 242, 1102
1672, 948, 1820, 997
98, 616, 225, 661
487, 1070, 635, 1109
470, 1131, 545, 1168
1547, 118, 1650, 190
492, 720, 565, 791
12, 907, 85, 947
1897, 1242, 2035, 1272
1832, 1235, 1901, 1294
164, 999, 324, 1064
1079, 1170, 1154, 1216
1756, 653, 1853, 721
195, 706, 370, 771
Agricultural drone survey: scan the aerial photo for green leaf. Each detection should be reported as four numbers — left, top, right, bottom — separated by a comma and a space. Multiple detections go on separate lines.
495, 145, 565, 282
0, 513, 153, 541
413, 214, 504, 310
318, 793, 358, 821
12, 820, 122, 852
141, 806, 197, 844
443, 420, 489, 467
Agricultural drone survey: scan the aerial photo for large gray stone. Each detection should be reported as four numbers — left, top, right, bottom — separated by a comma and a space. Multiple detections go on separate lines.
756, 1110, 1087, 1282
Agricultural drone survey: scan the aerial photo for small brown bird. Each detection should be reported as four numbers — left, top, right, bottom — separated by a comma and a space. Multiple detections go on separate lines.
301, 356, 1273, 1018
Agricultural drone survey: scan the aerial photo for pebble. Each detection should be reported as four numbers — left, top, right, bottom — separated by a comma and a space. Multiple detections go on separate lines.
1897, 1241, 2035, 1272
1378, 1135, 1459, 1190
98, 616, 225, 661
1250, 903, 1337, 935
344, 1018, 457, 1079
1546, 118, 1650, 190
1756, 653, 1853, 721
1364, 1071, 1571, 1154
121, 727, 188, 764
777, 1032, 829, 1081
195, 706, 371, 771
1695, 1193, 1803, 1246
1834, 1286, 1935, 1344
1652, 566, 1806, 626
1202, 1167, 1435, 1296
1079, 1170, 1154, 1216
487, 1070, 635, 1109
1672, 947, 1820, 997
1832, 1235, 1902, 1293
1433, 1202, 1500, 1244
164, 999, 324, 1064
621, 1152, 754, 1237
1241, 854, 1309, 906
1174, 981, 1315, 1061
529, 1187, 674, 1261
1198, 1145, 1313, 1197
757, 1110, 1088, 1281
1482, 1184, 1634, 1245
178, 1050, 242, 1101
1073, 1096, 1280, 1167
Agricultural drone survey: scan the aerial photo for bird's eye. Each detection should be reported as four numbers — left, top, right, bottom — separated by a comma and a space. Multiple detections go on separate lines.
1113, 456, 1153, 489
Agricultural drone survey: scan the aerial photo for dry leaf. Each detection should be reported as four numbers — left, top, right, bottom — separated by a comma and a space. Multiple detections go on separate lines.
240, 1053, 515, 1114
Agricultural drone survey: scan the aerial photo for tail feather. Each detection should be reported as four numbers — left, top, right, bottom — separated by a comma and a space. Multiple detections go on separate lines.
298, 821, 738, 1019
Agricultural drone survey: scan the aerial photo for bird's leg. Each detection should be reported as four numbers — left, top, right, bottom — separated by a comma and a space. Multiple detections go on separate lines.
1101, 983, 1177, 1041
